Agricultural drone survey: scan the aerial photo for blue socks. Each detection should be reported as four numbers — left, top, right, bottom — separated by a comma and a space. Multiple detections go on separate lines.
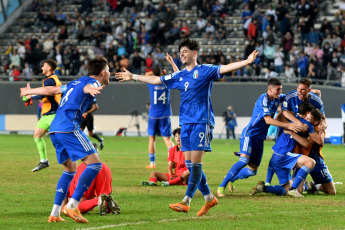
149, 153, 155, 164
219, 157, 249, 187
265, 159, 275, 184
198, 170, 210, 196
185, 163, 203, 199
230, 168, 257, 182
265, 185, 287, 196
71, 163, 102, 201
54, 171, 76, 205
291, 166, 311, 189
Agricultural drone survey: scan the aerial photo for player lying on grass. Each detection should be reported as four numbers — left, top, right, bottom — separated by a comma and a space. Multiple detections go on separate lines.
141, 127, 190, 186
61, 162, 120, 216
250, 101, 322, 197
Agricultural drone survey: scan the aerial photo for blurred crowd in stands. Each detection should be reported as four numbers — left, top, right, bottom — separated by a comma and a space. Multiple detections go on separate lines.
1, 0, 345, 87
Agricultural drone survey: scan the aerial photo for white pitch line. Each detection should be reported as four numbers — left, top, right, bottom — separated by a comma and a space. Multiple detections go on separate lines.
80, 209, 345, 230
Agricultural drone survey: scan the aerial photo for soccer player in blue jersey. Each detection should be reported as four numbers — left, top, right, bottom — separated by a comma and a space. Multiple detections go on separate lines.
20, 55, 108, 223
116, 38, 259, 216
145, 53, 178, 169
250, 102, 323, 197
282, 78, 327, 132
216, 78, 304, 197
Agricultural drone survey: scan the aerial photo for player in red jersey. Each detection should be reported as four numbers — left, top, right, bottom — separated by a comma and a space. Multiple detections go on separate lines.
60, 162, 120, 215
141, 127, 190, 186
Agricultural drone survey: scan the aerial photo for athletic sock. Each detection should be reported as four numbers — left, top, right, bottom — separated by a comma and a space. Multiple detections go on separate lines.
185, 163, 202, 199
182, 196, 192, 206
92, 133, 102, 142
34, 138, 47, 161
265, 185, 287, 196
265, 159, 274, 184
78, 198, 98, 214
169, 176, 183, 185
149, 153, 155, 165
69, 163, 102, 208
219, 157, 249, 187
303, 183, 308, 192
291, 166, 311, 189
230, 168, 257, 183
198, 170, 211, 199
315, 184, 322, 191
51, 171, 75, 217
185, 160, 192, 171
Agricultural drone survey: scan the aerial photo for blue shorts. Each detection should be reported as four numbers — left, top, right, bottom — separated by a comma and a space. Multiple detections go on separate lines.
180, 123, 213, 152
310, 160, 333, 184
50, 130, 97, 164
238, 136, 264, 166
147, 117, 172, 137
271, 152, 301, 185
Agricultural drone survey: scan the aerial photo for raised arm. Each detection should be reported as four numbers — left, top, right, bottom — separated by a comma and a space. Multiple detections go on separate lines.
115, 68, 162, 85
219, 50, 259, 74
165, 52, 179, 72
83, 84, 105, 97
20, 82, 61, 97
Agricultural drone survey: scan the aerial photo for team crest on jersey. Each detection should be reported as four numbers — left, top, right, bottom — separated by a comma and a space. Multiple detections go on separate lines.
193, 70, 198, 79
283, 101, 287, 108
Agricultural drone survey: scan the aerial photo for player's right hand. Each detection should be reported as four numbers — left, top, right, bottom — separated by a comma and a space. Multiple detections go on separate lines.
20, 82, 31, 97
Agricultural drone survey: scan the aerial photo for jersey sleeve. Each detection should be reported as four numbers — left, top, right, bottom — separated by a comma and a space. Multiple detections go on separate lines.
60, 84, 68, 94
167, 147, 175, 161
203, 64, 224, 80
261, 95, 271, 116
282, 97, 292, 112
44, 78, 56, 86
160, 71, 180, 89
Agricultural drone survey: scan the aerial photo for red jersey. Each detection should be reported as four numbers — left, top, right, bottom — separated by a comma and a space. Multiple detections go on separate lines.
67, 162, 112, 199
168, 145, 187, 176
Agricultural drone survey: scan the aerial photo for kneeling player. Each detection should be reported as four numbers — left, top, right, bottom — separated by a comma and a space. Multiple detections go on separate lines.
141, 127, 190, 186
61, 162, 120, 215
250, 102, 323, 197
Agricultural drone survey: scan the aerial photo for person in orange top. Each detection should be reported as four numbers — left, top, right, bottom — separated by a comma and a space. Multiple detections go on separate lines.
60, 162, 120, 215
22, 59, 62, 172
141, 127, 190, 186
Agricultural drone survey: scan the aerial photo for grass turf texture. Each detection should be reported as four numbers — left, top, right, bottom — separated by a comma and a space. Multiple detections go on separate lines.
0, 134, 344, 230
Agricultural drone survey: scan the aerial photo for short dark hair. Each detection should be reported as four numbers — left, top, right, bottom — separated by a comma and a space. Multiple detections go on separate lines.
152, 66, 162, 76
298, 78, 312, 88
268, 78, 282, 86
298, 101, 314, 115
178, 38, 200, 52
88, 55, 108, 76
44, 59, 57, 71
172, 127, 181, 136
310, 108, 322, 123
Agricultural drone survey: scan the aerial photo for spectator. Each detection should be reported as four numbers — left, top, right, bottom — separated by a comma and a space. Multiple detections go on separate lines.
308, 62, 318, 80
131, 50, 144, 74
326, 52, 340, 85
196, 17, 207, 36
22, 62, 33, 81
167, 22, 180, 44
282, 32, 293, 61
320, 18, 333, 38
307, 27, 320, 45
247, 19, 257, 41
56, 9, 66, 26
263, 41, 275, 69
180, 22, 190, 39
285, 64, 296, 83
215, 21, 226, 41
58, 25, 68, 40
9, 66, 21, 81
153, 47, 165, 64
9, 49, 21, 69
298, 17, 309, 47
264, 68, 278, 79
341, 67, 345, 87
274, 46, 284, 74
17, 42, 26, 63
304, 42, 313, 56
145, 53, 153, 72
297, 52, 309, 78
205, 22, 215, 40
78, 63, 88, 76
115, 23, 124, 40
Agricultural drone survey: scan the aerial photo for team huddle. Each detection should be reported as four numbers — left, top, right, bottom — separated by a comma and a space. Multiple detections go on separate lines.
20, 38, 334, 224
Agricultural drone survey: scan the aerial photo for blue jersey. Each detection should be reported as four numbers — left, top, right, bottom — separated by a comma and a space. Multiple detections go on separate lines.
50, 76, 101, 133
160, 64, 223, 126
242, 93, 285, 140
282, 91, 324, 115
147, 84, 172, 118
272, 117, 315, 155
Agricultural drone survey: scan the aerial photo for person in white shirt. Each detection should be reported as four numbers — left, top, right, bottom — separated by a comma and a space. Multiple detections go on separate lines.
274, 46, 284, 73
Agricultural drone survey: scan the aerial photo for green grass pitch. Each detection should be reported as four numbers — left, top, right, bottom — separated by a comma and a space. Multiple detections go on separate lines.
0, 134, 344, 229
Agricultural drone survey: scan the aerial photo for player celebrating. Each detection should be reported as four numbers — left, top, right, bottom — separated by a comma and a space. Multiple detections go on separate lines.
145, 53, 178, 169
141, 127, 190, 186
80, 98, 104, 150
217, 78, 304, 197
116, 38, 259, 216
20, 55, 108, 223
250, 102, 323, 197
61, 162, 120, 215
23, 59, 61, 172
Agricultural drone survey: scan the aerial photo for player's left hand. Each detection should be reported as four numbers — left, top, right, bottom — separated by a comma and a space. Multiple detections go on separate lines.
20, 82, 31, 97
169, 175, 178, 180
247, 50, 259, 64
115, 68, 133, 82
